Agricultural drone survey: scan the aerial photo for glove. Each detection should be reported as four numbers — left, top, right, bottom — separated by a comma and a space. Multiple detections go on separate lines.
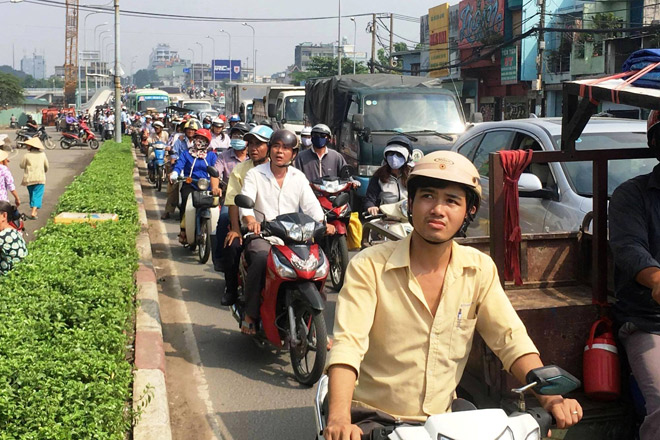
169, 171, 178, 184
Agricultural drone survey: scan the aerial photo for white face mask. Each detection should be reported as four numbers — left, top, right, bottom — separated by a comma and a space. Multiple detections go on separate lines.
386, 153, 406, 170
301, 137, 312, 147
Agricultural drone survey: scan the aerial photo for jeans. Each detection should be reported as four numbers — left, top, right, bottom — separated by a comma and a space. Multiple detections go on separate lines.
619, 322, 660, 440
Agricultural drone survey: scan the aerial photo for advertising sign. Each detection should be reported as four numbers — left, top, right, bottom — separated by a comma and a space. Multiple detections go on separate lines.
458, 0, 505, 49
501, 45, 518, 84
213, 60, 241, 81
428, 3, 449, 78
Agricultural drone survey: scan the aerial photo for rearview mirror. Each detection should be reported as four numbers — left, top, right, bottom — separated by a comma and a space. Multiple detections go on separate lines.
352, 114, 364, 131
234, 194, 255, 209
339, 165, 355, 179
332, 192, 350, 207
526, 365, 581, 396
206, 166, 220, 178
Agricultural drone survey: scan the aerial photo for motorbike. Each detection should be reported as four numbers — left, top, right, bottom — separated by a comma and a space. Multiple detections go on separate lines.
362, 194, 413, 244
15, 125, 54, 149
59, 121, 99, 150
314, 365, 581, 440
310, 170, 353, 291
179, 166, 221, 263
147, 141, 167, 192
231, 193, 348, 386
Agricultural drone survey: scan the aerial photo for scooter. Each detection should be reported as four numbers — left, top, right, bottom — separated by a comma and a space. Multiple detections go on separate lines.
310, 172, 353, 291
314, 365, 581, 440
60, 121, 99, 150
147, 141, 167, 192
180, 167, 221, 264
16, 125, 53, 149
362, 194, 413, 244
231, 193, 346, 386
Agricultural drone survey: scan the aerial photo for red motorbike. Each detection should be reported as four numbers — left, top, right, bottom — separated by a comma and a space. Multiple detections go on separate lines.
59, 121, 99, 150
8, 206, 26, 238
231, 193, 347, 386
310, 172, 354, 291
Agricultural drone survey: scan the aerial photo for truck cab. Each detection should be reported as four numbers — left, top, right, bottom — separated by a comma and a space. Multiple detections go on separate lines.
274, 90, 305, 134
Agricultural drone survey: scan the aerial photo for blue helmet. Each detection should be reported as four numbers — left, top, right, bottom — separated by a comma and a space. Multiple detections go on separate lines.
229, 114, 241, 123
244, 125, 274, 143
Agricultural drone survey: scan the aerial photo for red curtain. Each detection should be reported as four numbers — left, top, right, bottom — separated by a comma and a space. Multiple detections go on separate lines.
499, 150, 533, 285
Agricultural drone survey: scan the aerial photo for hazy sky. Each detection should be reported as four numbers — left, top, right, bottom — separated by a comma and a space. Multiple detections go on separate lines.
1, 0, 459, 78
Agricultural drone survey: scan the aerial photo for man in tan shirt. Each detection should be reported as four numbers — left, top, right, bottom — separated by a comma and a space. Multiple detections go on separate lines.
324, 151, 583, 440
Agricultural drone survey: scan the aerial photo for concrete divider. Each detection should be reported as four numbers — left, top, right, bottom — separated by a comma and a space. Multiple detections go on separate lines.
131, 149, 172, 440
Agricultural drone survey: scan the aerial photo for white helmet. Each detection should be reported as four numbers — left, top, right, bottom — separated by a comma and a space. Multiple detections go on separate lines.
212, 117, 225, 127
301, 126, 312, 137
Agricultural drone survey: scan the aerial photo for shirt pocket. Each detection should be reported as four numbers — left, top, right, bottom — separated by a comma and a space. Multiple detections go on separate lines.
449, 317, 478, 360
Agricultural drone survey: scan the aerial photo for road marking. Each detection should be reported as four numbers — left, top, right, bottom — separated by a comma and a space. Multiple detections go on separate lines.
141, 163, 234, 440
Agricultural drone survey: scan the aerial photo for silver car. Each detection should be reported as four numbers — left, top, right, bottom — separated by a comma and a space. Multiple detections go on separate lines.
451, 117, 656, 236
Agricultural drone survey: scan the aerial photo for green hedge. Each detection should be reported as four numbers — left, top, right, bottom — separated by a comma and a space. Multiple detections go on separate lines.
0, 139, 139, 439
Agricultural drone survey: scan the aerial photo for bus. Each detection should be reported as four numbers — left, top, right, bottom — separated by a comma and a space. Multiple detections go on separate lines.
125, 89, 170, 113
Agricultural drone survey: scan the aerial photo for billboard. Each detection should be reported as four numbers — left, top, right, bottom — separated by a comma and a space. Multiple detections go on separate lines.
212, 60, 241, 81
428, 3, 449, 78
501, 45, 518, 84
458, 0, 504, 49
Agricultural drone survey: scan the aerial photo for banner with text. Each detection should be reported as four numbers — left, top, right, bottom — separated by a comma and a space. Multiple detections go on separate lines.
428, 3, 449, 78
213, 60, 242, 81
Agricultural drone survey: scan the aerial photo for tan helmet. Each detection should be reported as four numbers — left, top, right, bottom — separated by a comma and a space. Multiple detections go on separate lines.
408, 150, 482, 217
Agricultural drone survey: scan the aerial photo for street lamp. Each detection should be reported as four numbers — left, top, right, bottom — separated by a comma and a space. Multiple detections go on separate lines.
196, 41, 204, 89
89, 22, 108, 99
206, 35, 216, 91
187, 48, 195, 88
350, 17, 357, 75
219, 29, 232, 81
242, 22, 255, 82
101, 35, 111, 87
130, 55, 137, 85
97, 30, 110, 88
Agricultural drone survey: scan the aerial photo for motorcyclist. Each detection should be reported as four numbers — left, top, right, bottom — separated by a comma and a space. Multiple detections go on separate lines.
212, 124, 271, 273
324, 150, 583, 440
161, 119, 200, 220
142, 114, 154, 135
237, 129, 330, 334
24, 115, 38, 134
220, 126, 272, 305
228, 114, 241, 129
294, 124, 357, 186
170, 128, 220, 244
65, 111, 78, 133
364, 135, 414, 217
209, 117, 230, 152
202, 115, 213, 130
300, 126, 312, 149
147, 121, 169, 179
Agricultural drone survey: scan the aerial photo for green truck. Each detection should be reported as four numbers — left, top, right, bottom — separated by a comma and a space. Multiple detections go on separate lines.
304, 74, 466, 206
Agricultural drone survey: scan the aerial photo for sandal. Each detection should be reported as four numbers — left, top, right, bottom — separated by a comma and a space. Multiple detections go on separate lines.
178, 231, 187, 244
241, 320, 256, 335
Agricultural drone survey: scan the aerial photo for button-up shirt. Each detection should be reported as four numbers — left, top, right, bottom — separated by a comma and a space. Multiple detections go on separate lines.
171, 136, 193, 161
294, 147, 347, 183
0, 164, 16, 202
215, 148, 247, 184
611, 163, 660, 333
328, 235, 539, 421
239, 163, 324, 224
225, 160, 255, 207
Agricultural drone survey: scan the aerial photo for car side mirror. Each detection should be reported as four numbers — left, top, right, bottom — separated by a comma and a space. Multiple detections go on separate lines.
526, 365, 581, 396
234, 194, 255, 209
519, 173, 557, 200
352, 114, 364, 131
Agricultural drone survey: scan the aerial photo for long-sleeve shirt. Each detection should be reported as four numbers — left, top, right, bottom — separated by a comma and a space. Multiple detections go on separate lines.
611, 164, 660, 333
19, 151, 49, 186
239, 163, 324, 224
215, 148, 247, 184
364, 173, 407, 210
170, 136, 193, 161
294, 147, 347, 183
210, 133, 230, 152
173, 149, 218, 190
0, 164, 16, 202
328, 236, 538, 421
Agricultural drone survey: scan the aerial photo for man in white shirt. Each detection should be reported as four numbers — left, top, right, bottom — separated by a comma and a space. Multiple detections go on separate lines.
238, 129, 334, 334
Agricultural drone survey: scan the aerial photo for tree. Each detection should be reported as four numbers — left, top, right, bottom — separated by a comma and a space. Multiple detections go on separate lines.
295, 56, 369, 80
0, 72, 24, 108
133, 69, 159, 88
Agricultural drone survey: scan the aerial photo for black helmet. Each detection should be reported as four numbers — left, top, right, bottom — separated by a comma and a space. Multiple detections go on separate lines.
259, 119, 273, 128
268, 129, 299, 150
311, 123, 332, 137
229, 122, 250, 136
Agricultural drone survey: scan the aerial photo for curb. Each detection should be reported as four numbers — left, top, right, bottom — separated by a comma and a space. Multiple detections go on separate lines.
132, 149, 172, 440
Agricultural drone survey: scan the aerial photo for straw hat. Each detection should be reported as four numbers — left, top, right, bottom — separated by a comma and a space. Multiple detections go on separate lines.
23, 137, 45, 150
0, 149, 8, 162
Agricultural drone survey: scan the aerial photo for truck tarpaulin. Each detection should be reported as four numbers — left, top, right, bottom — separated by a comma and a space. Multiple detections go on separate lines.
304, 74, 445, 133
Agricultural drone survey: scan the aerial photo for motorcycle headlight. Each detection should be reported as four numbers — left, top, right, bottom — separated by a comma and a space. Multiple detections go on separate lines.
314, 252, 329, 278
197, 178, 209, 190
302, 222, 316, 241
272, 251, 297, 279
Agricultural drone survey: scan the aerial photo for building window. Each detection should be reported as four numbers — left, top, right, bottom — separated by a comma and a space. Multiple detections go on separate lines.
411, 63, 420, 76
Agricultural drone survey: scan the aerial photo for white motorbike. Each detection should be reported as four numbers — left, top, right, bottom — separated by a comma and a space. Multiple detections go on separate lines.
314, 365, 581, 440
362, 195, 412, 244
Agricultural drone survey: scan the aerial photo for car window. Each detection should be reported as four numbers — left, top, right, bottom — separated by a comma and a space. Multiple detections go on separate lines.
473, 131, 515, 176
346, 97, 359, 122
514, 133, 556, 188
456, 134, 484, 160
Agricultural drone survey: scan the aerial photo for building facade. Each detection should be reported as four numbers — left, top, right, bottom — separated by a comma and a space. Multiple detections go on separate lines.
149, 44, 180, 70
294, 42, 336, 71
20, 53, 46, 80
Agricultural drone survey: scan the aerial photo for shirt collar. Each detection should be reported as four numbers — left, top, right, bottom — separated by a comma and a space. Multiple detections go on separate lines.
648, 163, 660, 190
385, 235, 480, 277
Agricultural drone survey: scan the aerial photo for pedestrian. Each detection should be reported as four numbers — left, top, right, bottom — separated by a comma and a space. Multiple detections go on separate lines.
0, 150, 20, 207
0, 200, 27, 275
19, 138, 49, 220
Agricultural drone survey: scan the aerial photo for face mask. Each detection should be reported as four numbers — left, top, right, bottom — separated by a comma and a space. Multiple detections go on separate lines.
301, 138, 312, 148
386, 153, 406, 170
311, 136, 327, 148
203, 123, 211, 129
230, 139, 247, 150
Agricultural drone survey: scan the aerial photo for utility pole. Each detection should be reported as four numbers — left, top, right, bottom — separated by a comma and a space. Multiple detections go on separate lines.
338, 0, 342, 76
389, 13, 394, 67
536, 0, 546, 116
371, 13, 376, 74
114, 0, 121, 143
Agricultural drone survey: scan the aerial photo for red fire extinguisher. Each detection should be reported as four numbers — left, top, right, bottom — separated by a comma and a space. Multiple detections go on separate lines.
583, 317, 620, 401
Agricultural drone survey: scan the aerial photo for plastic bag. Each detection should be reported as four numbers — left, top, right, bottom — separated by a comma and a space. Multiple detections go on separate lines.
347, 212, 363, 250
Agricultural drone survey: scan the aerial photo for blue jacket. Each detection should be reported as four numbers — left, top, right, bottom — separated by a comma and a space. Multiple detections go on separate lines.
173, 149, 218, 190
